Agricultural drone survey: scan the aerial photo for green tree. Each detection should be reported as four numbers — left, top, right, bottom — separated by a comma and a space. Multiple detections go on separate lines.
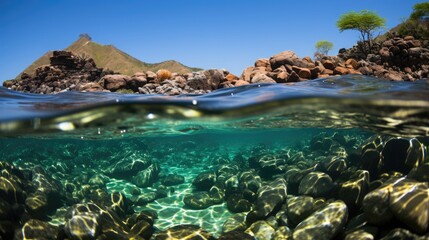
336, 10, 386, 55
315, 40, 333, 55
398, 2, 429, 39
410, 2, 429, 20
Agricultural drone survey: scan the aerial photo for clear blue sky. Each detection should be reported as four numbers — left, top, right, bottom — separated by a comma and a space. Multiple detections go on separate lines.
0, 0, 424, 82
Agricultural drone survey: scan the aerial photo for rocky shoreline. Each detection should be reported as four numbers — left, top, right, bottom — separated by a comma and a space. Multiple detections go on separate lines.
3, 36, 429, 95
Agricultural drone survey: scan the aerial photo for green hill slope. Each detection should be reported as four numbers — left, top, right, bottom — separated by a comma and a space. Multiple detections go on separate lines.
18, 36, 201, 78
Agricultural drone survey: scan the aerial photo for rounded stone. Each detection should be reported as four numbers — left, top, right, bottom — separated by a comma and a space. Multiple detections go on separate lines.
192, 172, 216, 191
287, 196, 315, 226
293, 200, 348, 240
298, 171, 334, 198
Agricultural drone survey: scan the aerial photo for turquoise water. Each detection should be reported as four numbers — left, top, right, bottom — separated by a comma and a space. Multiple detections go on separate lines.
0, 75, 428, 239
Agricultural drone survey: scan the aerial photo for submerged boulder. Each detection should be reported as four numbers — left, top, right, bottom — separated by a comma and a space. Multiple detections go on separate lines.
293, 200, 348, 239
246, 178, 287, 224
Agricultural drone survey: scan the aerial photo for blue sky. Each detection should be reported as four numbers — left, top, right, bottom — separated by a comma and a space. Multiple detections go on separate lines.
0, 0, 423, 82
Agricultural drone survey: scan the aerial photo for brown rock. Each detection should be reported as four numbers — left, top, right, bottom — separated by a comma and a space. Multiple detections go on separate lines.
274, 71, 289, 83
270, 50, 308, 69
379, 47, 390, 59
322, 60, 335, 70
334, 66, 350, 75
132, 72, 146, 77
345, 59, 359, 69
287, 71, 300, 82
234, 80, 249, 87
310, 66, 323, 79
403, 36, 414, 41
76, 82, 104, 92
322, 69, 334, 75
146, 71, 157, 82
99, 74, 130, 91
127, 76, 147, 91
251, 72, 276, 84
293, 67, 311, 79
348, 69, 362, 75
240, 67, 255, 82
255, 58, 271, 68
408, 47, 424, 57
225, 73, 239, 81
384, 71, 403, 81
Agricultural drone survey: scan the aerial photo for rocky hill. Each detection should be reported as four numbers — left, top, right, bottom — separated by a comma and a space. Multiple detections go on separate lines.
18, 36, 201, 78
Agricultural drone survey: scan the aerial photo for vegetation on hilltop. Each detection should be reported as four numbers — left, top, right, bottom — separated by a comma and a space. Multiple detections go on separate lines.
397, 2, 429, 39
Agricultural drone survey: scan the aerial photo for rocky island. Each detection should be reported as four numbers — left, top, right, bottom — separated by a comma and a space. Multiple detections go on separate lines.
3, 35, 429, 95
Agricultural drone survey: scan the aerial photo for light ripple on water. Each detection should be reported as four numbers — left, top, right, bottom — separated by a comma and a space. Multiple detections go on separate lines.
0, 75, 428, 137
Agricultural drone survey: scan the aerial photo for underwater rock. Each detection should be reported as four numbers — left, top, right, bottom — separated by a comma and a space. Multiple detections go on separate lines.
293, 200, 348, 240
408, 162, 429, 182
0, 175, 25, 204
338, 170, 370, 212
192, 172, 216, 191
65, 202, 131, 239
183, 192, 214, 210
64, 211, 101, 239
107, 158, 152, 180
154, 224, 215, 240
218, 230, 255, 240
25, 191, 50, 219
286, 196, 315, 227
380, 228, 425, 239
322, 157, 348, 180
129, 219, 154, 239
222, 213, 248, 233
208, 184, 225, 204
244, 220, 276, 240
126, 210, 157, 226
161, 173, 185, 186
284, 166, 314, 195
132, 162, 160, 188
344, 229, 376, 240
226, 193, 252, 213
255, 154, 287, 179
135, 192, 157, 205
380, 138, 425, 175
14, 219, 59, 240
363, 177, 429, 234
298, 171, 334, 198
238, 170, 262, 194
272, 226, 293, 240
246, 178, 287, 224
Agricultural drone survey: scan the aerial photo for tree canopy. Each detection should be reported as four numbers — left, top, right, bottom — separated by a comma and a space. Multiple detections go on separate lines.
410, 2, 429, 21
337, 10, 385, 55
315, 40, 333, 56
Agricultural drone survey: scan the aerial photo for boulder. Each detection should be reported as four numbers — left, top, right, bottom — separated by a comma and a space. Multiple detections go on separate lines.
293, 201, 348, 240
193, 172, 216, 191
270, 50, 309, 69
363, 177, 429, 234
298, 171, 334, 198
246, 178, 287, 224
99, 74, 130, 91
255, 58, 271, 68
161, 174, 185, 186
250, 72, 276, 84
245, 220, 276, 240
